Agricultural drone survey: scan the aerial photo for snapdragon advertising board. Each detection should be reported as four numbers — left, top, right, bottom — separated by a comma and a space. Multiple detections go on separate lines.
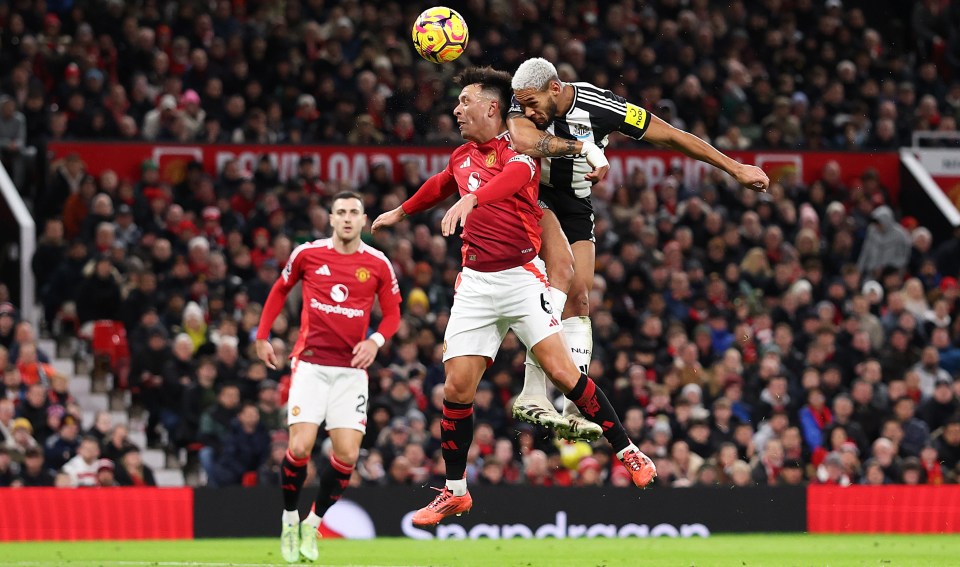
2, 485, 959, 540
46, 142, 901, 200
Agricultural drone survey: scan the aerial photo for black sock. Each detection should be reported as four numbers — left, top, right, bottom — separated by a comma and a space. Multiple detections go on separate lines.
566, 374, 631, 453
441, 399, 474, 481
313, 454, 354, 518
281, 449, 309, 512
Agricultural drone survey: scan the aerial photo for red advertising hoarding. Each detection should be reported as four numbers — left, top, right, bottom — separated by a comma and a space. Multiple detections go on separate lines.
0, 488, 193, 541
47, 142, 901, 201
807, 485, 960, 534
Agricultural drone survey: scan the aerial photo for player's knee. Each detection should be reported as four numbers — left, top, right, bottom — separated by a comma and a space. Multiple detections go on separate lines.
565, 288, 590, 317
548, 257, 575, 292
443, 379, 475, 405
543, 242, 573, 282
332, 446, 360, 467
288, 441, 312, 461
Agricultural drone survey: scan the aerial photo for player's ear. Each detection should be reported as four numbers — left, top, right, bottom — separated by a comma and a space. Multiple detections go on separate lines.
550, 79, 562, 96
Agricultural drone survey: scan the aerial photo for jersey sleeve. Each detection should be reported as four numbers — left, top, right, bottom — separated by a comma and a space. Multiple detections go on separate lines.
256, 244, 306, 339
402, 154, 459, 215
279, 244, 307, 289
377, 256, 402, 308
500, 143, 537, 180
582, 88, 651, 141
374, 257, 402, 340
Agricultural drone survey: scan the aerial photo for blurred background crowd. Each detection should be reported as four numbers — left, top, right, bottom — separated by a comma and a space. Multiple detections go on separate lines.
2, 0, 960, 489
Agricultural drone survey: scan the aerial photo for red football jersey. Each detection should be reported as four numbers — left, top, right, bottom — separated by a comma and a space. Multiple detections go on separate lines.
441, 132, 542, 271
277, 238, 401, 368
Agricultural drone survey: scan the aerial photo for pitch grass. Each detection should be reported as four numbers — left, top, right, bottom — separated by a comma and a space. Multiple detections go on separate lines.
1, 535, 958, 567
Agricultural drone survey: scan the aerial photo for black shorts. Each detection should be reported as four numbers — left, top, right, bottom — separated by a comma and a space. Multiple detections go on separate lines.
538, 185, 595, 244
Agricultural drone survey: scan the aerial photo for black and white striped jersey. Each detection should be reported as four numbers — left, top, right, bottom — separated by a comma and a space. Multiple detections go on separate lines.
509, 82, 651, 198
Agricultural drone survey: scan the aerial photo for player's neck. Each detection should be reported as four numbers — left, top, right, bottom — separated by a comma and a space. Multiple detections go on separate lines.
556, 84, 575, 115
473, 124, 507, 147
332, 236, 361, 254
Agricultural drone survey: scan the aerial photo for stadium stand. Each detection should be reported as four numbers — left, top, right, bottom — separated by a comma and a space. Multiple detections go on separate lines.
1, 0, 959, 490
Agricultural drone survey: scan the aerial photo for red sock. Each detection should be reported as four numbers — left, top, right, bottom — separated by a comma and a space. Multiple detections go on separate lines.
314, 454, 354, 518
281, 449, 309, 512
441, 399, 474, 481
566, 374, 631, 452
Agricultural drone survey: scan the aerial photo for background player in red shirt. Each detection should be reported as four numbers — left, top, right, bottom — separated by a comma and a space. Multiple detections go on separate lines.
256, 191, 401, 563
373, 67, 656, 527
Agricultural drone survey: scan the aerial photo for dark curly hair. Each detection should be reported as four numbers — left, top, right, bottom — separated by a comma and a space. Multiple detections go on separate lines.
454, 66, 514, 120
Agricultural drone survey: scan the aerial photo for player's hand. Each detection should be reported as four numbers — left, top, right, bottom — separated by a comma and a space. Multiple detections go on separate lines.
256, 339, 280, 370
734, 164, 769, 193
371, 207, 406, 233
584, 164, 610, 184
351, 339, 379, 369
441, 194, 478, 236
582, 141, 609, 184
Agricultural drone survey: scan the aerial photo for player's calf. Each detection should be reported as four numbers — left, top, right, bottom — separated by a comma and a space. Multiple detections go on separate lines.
561, 375, 655, 487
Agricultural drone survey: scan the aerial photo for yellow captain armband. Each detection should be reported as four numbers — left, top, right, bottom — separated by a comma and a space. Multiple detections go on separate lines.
624, 103, 649, 129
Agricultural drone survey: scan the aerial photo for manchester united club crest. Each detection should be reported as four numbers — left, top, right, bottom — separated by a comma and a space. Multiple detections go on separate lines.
356, 267, 371, 282
486, 152, 496, 166
291, 406, 301, 416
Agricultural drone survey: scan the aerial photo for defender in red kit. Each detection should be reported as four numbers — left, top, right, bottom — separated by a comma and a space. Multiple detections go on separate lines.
256, 191, 401, 563
373, 67, 656, 528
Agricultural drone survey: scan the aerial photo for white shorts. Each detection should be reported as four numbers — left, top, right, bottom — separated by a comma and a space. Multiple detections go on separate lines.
443, 257, 561, 362
287, 360, 368, 433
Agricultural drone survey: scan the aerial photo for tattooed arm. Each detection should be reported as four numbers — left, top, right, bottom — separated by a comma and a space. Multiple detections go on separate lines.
507, 112, 610, 183
506, 112, 584, 157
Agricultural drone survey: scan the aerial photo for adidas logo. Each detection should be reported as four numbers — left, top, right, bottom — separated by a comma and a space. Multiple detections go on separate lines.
315, 264, 331, 276
459, 156, 471, 168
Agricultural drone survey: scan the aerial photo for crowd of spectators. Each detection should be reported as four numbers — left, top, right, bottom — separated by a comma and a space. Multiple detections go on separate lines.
2, 1, 960, 489
1, 0, 960, 190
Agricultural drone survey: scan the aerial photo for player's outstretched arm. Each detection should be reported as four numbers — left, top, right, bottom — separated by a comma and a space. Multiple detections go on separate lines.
373, 168, 459, 234
440, 156, 536, 236
507, 113, 609, 183
371, 207, 406, 233
643, 114, 769, 192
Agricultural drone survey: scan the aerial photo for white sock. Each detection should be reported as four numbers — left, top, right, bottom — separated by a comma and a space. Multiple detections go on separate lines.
616, 444, 640, 460
302, 510, 322, 528
561, 316, 593, 417
519, 351, 550, 401
446, 478, 467, 497
282, 509, 300, 526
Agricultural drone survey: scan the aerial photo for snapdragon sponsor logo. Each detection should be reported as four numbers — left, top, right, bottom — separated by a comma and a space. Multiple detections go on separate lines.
309, 297, 365, 319
401, 511, 710, 540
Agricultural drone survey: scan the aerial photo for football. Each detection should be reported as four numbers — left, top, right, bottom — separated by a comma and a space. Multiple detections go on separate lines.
411, 6, 468, 64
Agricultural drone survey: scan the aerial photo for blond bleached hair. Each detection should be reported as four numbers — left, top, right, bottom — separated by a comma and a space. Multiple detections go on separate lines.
512, 57, 559, 91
